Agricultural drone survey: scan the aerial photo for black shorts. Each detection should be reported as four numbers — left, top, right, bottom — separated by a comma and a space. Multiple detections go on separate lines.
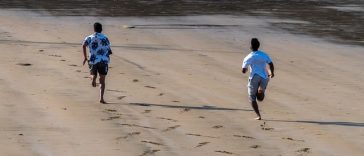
89, 62, 108, 75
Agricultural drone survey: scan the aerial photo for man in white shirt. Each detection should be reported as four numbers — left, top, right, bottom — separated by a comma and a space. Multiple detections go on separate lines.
242, 38, 275, 120
82, 22, 112, 104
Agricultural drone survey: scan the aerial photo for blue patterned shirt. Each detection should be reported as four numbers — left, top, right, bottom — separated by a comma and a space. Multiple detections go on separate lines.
83, 32, 111, 65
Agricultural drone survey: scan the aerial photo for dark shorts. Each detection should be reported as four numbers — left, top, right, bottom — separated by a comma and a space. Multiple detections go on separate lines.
89, 62, 108, 75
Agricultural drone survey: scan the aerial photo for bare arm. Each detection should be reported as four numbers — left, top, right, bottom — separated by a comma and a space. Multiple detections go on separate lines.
82, 44, 88, 65
269, 62, 274, 78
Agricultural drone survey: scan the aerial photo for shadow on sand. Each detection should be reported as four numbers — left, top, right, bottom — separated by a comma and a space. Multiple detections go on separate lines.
107, 102, 251, 112
266, 119, 364, 127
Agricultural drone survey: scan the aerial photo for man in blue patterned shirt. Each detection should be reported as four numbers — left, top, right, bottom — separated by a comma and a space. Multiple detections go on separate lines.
82, 22, 112, 104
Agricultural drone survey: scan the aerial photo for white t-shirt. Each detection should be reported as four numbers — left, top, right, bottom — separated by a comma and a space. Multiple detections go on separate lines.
83, 32, 112, 65
242, 50, 272, 79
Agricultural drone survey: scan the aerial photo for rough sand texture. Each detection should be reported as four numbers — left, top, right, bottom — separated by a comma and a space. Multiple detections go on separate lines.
0, 10, 363, 156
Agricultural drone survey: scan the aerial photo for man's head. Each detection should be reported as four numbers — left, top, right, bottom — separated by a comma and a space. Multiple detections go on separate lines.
251, 38, 260, 51
94, 22, 102, 33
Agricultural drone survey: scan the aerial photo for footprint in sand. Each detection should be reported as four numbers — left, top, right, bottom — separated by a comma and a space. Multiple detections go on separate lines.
141, 140, 164, 146
107, 89, 124, 93
212, 125, 223, 129
117, 96, 126, 100
105, 109, 117, 112
186, 133, 218, 139
39, 49, 44, 52
133, 79, 139, 82
195, 142, 210, 148
215, 150, 233, 155
68, 64, 78, 67
120, 123, 157, 130
116, 132, 141, 140
181, 108, 191, 112
17, 63, 32, 66
143, 110, 152, 114
199, 116, 205, 119
158, 93, 164, 96
49, 54, 62, 57
260, 122, 274, 131
139, 149, 160, 156
76, 70, 81, 72
144, 85, 156, 89
250, 145, 261, 149
296, 148, 310, 154
172, 100, 180, 103
158, 117, 178, 122
102, 116, 120, 121
162, 125, 181, 132
282, 137, 304, 142
233, 135, 256, 139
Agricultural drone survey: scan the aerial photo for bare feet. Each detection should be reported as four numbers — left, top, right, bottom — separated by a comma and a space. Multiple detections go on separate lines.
100, 100, 107, 104
255, 116, 262, 120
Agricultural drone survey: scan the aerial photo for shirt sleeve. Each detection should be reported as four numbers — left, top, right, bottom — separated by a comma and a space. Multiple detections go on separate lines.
242, 56, 251, 68
264, 53, 272, 63
106, 37, 111, 46
83, 37, 91, 46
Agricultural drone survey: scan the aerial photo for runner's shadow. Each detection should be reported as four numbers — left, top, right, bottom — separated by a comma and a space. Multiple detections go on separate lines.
107, 102, 251, 111
265, 119, 364, 127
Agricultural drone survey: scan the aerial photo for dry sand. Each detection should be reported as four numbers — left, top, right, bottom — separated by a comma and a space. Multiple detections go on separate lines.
0, 10, 363, 156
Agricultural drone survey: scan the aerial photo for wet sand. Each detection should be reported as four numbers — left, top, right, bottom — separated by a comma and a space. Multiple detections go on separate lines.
1, 0, 363, 46
0, 9, 364, 156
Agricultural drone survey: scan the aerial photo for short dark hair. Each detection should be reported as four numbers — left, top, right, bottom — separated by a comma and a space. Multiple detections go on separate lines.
251, 38, 260, 51
94, 22, 102, 33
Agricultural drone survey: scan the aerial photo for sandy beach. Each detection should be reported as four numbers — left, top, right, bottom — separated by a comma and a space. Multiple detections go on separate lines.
0, 9, 363, 156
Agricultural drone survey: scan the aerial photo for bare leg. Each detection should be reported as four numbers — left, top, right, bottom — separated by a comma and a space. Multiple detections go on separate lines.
256, 87, 265, 101
91, 74, 97, 87
251, 101, 261, 120
99, 75, 106, 103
